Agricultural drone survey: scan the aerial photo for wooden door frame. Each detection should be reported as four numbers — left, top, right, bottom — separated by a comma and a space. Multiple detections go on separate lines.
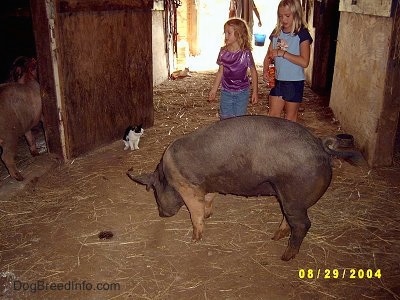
30, 0, 65, 160
311, 0, 340, 95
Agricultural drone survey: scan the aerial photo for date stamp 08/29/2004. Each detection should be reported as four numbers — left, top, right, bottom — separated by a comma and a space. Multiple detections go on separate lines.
298, 269, 382, 280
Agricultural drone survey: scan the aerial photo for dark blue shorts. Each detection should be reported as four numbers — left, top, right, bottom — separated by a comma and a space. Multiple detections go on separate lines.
270, 80, 305, 103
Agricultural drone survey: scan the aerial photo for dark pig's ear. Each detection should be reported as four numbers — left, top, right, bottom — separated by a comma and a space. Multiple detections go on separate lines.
126, 171, 155, 191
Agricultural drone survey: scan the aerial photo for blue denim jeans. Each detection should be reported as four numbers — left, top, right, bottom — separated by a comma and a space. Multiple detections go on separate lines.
220, 88, 250, 120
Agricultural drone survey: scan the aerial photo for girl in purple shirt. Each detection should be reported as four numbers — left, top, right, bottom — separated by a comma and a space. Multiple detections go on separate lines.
209, 18, 258, 120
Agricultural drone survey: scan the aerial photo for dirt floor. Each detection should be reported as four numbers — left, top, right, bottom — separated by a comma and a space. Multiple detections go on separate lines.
1, 70, 400, 300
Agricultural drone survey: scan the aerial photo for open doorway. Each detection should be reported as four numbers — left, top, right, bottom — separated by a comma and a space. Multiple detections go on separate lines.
0, 0, 48, 181
175, 0, 281, 71
0, 0, 36, 82
311, 0, 340, 95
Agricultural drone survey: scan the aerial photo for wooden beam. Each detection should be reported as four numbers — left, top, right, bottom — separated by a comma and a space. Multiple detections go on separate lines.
57, 0, 154, 13
339, 0, 394, 17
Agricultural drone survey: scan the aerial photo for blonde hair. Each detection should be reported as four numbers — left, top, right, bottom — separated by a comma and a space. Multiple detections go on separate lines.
224, 18, 252, 50
273, 0, 307, 36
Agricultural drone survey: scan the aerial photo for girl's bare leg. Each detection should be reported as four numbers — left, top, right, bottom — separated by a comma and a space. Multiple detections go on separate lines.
285, 101, 301, 122
268, 95, 285, 118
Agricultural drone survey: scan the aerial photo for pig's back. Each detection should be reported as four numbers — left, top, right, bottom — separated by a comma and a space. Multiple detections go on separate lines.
169, 115, 326, 163
165, 115, 331, 194
0, 81, 41, 132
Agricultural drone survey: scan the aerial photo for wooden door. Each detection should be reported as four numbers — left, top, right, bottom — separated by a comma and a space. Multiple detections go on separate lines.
30, 0, 154, 159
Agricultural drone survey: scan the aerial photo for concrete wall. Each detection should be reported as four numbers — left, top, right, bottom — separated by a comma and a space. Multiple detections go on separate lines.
152, 10, 169, 86
330, 10, 399, 166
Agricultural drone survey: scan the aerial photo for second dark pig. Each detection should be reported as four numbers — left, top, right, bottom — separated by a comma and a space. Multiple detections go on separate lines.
0, 57, 42, 181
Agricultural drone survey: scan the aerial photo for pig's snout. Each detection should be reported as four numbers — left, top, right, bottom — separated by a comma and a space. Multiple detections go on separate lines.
158, 207, 176, 218
159, 210, 171, 217
156, 200, 182, 217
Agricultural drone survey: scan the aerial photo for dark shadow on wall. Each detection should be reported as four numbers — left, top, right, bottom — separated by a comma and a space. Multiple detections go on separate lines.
0, 0, 36, 82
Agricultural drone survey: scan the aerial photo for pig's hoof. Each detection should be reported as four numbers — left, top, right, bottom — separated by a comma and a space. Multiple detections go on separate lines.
281, 247, 298, 261
13, 172, 24, 181
191, 237, 202, 243
271, 228, 290, 241
192, 231, 203, 242
30, 150, 40, 156
204, 211, 213, 219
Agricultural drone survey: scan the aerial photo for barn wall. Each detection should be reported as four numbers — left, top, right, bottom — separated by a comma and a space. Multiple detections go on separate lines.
152, 10, 169, 86
330, 9, 399, 166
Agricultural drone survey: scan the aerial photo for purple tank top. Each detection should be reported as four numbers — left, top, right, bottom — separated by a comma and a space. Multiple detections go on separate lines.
217, 48, 254, 91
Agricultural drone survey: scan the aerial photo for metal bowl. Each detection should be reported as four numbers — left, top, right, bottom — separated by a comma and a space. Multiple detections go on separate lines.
336, 133, 354, 148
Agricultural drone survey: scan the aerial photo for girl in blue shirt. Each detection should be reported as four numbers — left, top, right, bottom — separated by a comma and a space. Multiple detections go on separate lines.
263, 0, 313, 122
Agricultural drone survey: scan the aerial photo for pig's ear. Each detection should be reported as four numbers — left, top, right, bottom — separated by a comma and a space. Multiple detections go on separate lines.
126, 170, 155, 191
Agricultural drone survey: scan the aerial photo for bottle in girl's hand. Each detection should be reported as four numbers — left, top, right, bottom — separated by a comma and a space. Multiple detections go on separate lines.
267, 59, 275, 88
266, 37, 281, 88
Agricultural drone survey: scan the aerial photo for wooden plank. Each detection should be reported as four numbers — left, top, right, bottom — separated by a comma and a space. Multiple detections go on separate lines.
57, 0, 154, 13
339, 0, 394, 17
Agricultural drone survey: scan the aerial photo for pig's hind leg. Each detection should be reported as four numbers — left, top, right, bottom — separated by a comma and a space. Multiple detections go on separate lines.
275, 191, 311, 261
25, 130, 39, 156
281, 206, 311, 261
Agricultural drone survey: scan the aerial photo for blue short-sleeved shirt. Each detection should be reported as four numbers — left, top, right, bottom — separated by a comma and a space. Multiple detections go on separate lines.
269, 27, 313, 81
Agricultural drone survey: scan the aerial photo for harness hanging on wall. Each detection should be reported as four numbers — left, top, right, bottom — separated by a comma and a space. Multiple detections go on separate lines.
163, 0, 182, 74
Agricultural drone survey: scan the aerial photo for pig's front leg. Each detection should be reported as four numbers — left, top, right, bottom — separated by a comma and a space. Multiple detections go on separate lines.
177, 186, 206, 241
1, 137, 24, 181
25, 130, 39, 156
204, 193, 217, 219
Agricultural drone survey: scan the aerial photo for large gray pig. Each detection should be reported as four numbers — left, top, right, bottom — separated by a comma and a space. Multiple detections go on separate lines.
127, 115, 362, 261
0, 57, 42, 181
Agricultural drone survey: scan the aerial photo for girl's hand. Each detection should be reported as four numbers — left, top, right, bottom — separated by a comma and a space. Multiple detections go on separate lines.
208, 90, 217, 102
251, 92, 258, 104
270, 49, 286, 59
263, 71, 269, 82
263, 67, 272, 83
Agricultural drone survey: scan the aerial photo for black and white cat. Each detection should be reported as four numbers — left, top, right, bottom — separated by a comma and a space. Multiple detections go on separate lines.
123, 124, 144, 150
